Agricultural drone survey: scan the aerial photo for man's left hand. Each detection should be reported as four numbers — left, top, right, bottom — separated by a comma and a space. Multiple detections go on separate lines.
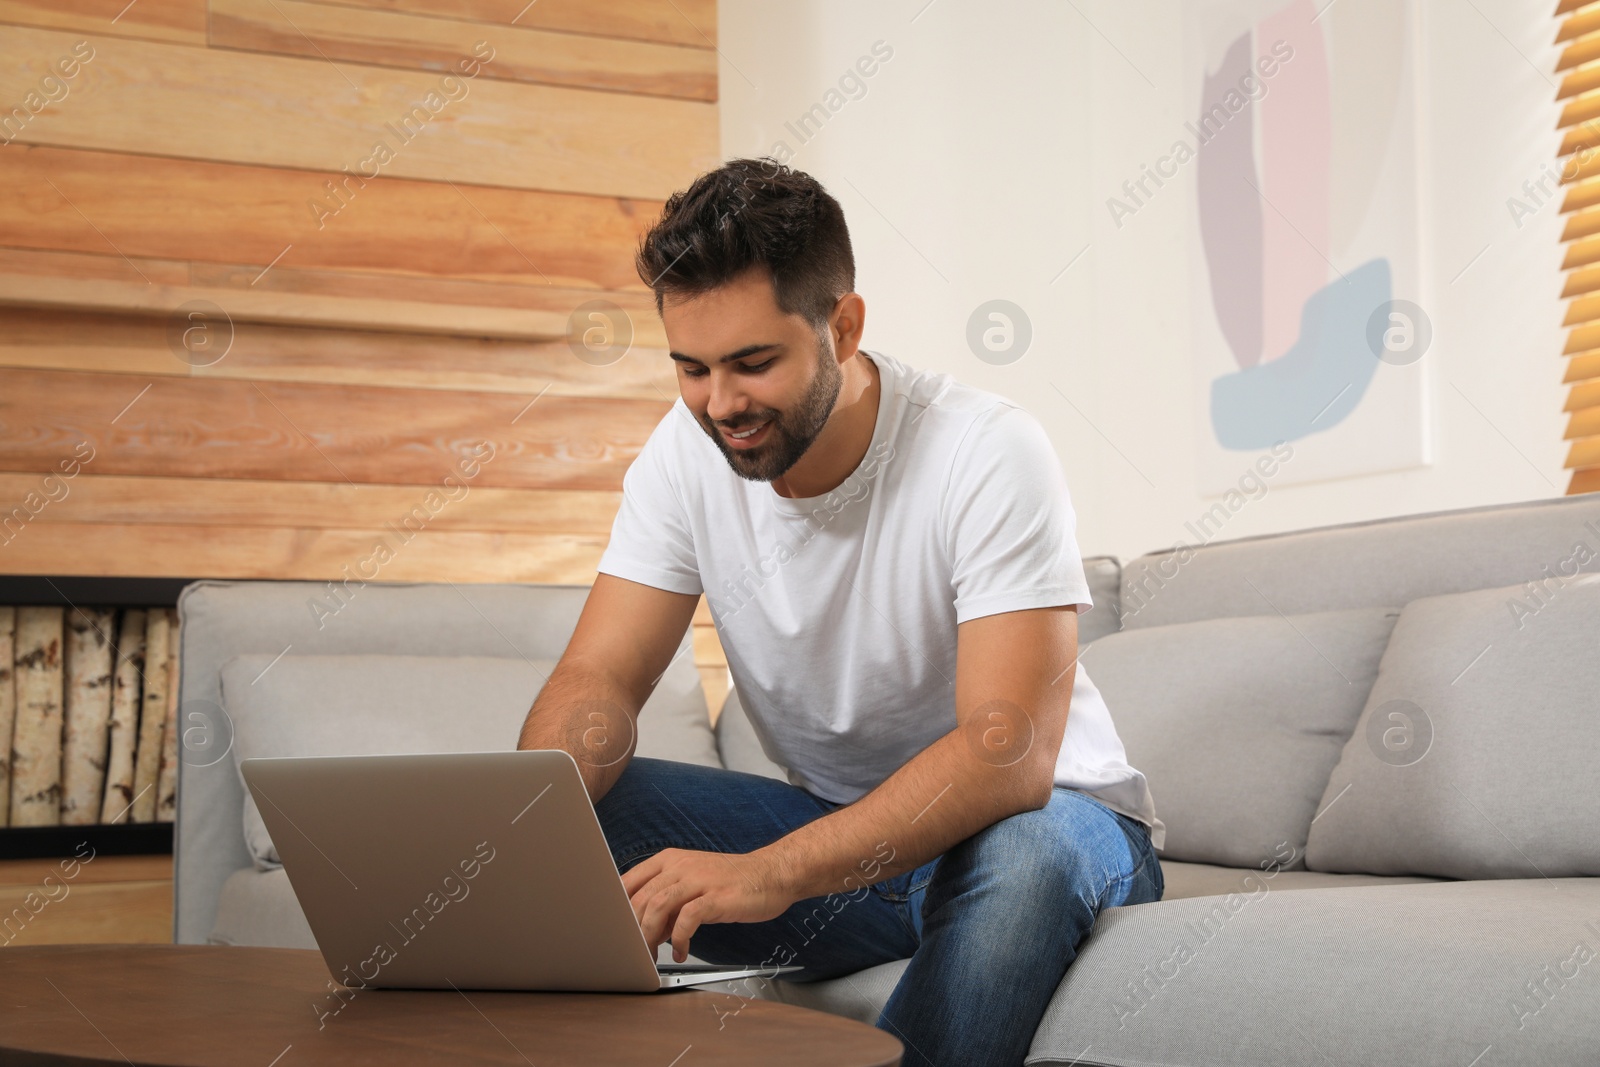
620, 848, 794, 963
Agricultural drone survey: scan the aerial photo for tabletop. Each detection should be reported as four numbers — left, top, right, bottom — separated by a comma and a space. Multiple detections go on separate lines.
0, 944, 903, 1066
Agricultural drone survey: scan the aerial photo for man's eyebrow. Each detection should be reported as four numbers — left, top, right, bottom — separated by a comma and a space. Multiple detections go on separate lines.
668, 343, 780, 366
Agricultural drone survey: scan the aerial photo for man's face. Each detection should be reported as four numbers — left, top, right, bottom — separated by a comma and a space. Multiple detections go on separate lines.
663, 267, 842, 483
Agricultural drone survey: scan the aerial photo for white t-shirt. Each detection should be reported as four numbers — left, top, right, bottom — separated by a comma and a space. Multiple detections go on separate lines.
596, 348, 1164, 848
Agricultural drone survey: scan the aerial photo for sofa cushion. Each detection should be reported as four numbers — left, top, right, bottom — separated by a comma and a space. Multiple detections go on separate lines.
699, 863, 1447, 1022
1156, 859, 1440, 901
1030, 878, 1600, 1067
708, 879, 1600, 1066
209, 866, 317, 949
1306, 574, 1600, 880
223, 653, 721, 868
1084, 607, 1399, 869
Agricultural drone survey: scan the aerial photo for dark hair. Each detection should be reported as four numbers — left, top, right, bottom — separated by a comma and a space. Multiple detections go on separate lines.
635, 158, 855, 334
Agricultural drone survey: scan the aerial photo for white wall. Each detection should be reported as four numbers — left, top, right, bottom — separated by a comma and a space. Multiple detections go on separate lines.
717, 0, 1571, 561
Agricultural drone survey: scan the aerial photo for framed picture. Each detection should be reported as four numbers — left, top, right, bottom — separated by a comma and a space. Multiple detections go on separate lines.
1185, 0, 1431, 491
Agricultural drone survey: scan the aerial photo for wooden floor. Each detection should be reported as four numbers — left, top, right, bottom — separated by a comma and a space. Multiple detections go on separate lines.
0, 855, 173, 946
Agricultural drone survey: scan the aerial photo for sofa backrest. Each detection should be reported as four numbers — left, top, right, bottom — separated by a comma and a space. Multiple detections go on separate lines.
1097, 492, 1600, 875
173, 579, 709, 945
1079, 555, 1123, 645
1119, 494, 1600, 629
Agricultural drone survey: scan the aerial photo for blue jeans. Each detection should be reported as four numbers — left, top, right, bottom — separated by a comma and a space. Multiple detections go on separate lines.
593, 757, 1164, 1067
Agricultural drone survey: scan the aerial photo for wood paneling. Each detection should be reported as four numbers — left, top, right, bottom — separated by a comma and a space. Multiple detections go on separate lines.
0, 246, 188, 288
0, 247, 671, 342
1, 144, 659, 291
0, 0, 731, 716
0, 308, 676, 400
0, 0, 205, 45
0, 26, 718, 200
692, 623, 725, 667
308, 0, 717, 49
0, 880, 171, 945
0, 369, 665, 490
0, 255, 561, 340
0, 856, 170, 944
699, 665, 729, 725
0, 522, 608, 583
209, 0, 717, 101
0, 473, 621, 533
185, 259, 662, 337
0, 855, 170, 885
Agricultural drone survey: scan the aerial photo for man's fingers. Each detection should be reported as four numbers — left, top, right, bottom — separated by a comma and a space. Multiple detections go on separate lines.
619, 853, 662, 896
637, 880, 682, 952
670, 900, 706, 963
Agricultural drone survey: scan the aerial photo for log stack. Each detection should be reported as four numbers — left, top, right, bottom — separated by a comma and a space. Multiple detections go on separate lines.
0, 605, 180, 827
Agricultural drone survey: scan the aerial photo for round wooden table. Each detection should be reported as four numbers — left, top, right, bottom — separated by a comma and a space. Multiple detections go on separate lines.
0, 945, 903, 1066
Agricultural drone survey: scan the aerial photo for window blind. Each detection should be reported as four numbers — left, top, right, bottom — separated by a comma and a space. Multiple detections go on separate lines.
1556, 0, 1600, 493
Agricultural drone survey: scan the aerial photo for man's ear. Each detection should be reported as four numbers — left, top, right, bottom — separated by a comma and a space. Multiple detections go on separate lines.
830, 292, 866, 362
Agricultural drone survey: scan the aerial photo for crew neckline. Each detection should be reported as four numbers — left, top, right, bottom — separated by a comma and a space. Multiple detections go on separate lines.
769, 348, 892, 518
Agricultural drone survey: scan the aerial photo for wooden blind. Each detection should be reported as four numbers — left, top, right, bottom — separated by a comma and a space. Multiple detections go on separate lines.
1556, 0, 1600, 493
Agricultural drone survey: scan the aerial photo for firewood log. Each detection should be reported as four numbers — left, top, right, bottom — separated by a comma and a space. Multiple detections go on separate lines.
100, 609, 146, 825
61, 607, 116, 825
10, 606, 65, 827
0, 607, 15, 825
130, 609, 170, 823
156, 609, 181, 822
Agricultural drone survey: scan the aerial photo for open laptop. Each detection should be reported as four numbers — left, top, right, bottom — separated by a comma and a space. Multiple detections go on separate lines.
239, 749, 802, 992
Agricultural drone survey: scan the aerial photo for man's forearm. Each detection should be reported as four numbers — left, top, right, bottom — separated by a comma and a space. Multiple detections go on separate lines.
516, 661, 639, 804
756, 725, 1054, 903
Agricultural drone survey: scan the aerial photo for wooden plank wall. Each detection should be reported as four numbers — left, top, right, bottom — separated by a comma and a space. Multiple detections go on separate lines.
0, 0, 732, 716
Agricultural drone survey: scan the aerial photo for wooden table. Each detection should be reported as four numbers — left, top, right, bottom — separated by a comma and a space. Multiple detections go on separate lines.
0, 945, 902, 1066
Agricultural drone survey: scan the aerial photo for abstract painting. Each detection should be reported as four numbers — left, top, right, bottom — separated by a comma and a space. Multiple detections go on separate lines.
1186, 0, 1431, 491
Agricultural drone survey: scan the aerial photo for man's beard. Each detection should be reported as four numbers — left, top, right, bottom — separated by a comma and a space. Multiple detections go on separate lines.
700, 336, 843, 484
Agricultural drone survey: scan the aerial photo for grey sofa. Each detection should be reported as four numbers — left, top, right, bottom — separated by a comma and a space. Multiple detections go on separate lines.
174, 494, 1600, 1066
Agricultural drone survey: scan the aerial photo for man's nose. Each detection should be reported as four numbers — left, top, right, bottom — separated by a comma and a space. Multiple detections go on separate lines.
705, 372, 748, 424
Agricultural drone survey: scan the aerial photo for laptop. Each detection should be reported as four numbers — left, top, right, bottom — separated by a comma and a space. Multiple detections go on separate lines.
239, 749, 802, 992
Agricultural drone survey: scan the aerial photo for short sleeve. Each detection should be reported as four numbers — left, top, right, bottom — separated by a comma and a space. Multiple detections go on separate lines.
595, 409, 704, 596
943, 404, 1092, 625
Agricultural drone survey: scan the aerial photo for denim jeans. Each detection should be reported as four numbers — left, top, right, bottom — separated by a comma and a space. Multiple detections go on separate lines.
593, 756, 1164, 1067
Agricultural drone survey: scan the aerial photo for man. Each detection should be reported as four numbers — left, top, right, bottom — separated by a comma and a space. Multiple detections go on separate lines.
518, 158, 1164, 1067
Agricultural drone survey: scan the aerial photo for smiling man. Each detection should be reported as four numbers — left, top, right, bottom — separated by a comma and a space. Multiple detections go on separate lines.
517, 158, 1164, 1067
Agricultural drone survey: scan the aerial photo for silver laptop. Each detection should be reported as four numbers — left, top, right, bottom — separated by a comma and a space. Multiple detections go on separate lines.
240, 749, 801, 992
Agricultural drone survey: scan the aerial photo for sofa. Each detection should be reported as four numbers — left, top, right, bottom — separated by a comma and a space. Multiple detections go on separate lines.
174, 493, 1600, 1066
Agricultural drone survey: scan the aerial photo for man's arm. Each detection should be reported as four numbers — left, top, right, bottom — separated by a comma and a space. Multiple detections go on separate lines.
517, 573, 699, 803
625, 602, 1080, 961
759, 603, 1078, 898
